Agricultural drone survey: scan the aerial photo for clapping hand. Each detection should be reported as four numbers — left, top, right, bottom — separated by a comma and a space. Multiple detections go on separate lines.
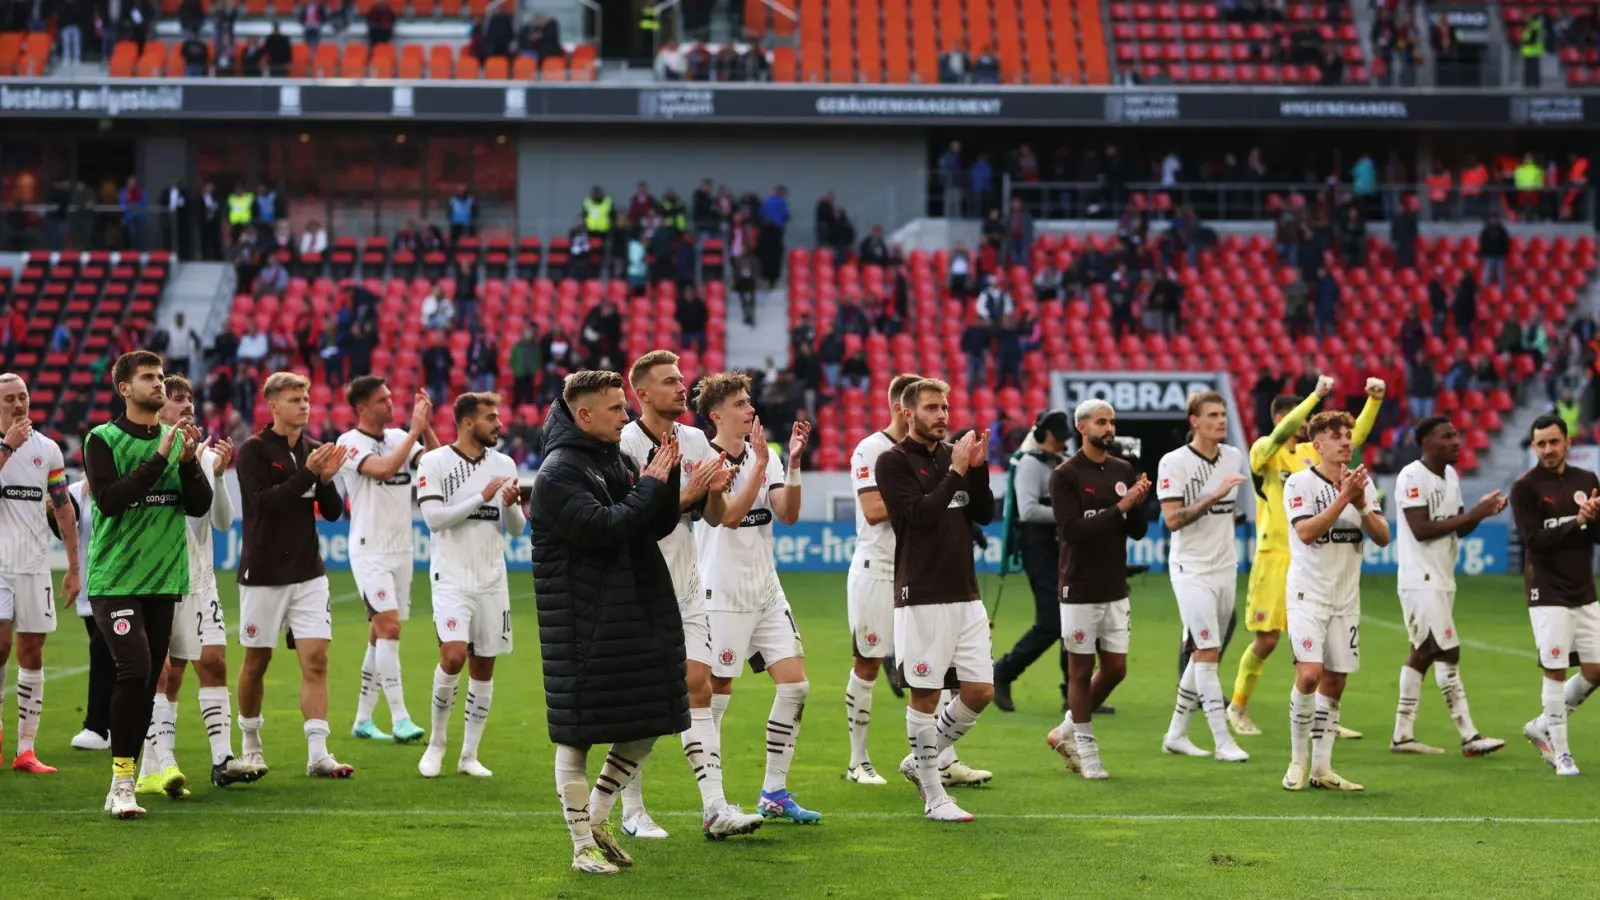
306, 443, 342, 482
750, 416, 769, 468
1471, 489, 1507, 520
177, 418, 205, 464
211, 438, 235, 475
500, 478, 521, 507
1340, 465, 1370, 509
1579, 489, 1600, 525
967, 429, 990, 470
1116, 473, 1151, 512
1213, 472, 1248, 501
643, 435, 682, 482
411, 392, 433, 435
788, 420, 812, 469
480, 475, 511, 502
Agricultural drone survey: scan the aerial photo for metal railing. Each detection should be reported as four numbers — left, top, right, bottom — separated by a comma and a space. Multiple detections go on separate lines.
0, 204, 187, 254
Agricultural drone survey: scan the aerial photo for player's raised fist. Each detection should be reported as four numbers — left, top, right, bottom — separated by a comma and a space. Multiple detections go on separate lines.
1314, 375, 1336, 398
1365, 377, 1387, 399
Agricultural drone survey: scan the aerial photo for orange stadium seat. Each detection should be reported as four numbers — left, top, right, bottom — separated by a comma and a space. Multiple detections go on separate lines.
937, 0, 965, 51
512, 55, 537, 79
455, 51, 479, 79
413, 0, 436, 15
771, 45, 796, 81
540, 55, 567, 80
1022, 0, 1054, 82
466, 0, 490, 17
826, 0, 851, 81
271, 0, 295, 14
858, 0, 883, 81
744, 0, 768, 38
0, 32, 21, 74
799, 0, 824, 81
483, 56, 508, 79
165, 47, 187, 77
439, 0, 462, 16
968, 0, 994, 56
1050, 0, 1081, 82
314, 42, 339, 77
428, 43, 454, 78
136, 43, 167, 78
107, 41, 138, 77
1076, 0, 1110, 82
370, 43, 397, 77
398, 44, 424, 78
571, 43, 596, 76
994, 0, 1023, 82
290, 42, 311, 77
883, 0, 911, 81
910, 0, 938, 81
341, 42, 369, 78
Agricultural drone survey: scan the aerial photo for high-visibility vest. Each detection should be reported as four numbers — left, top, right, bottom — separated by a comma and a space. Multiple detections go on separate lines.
640, 7, 658, 32
1522, 20, 1544, 58
227, 192, 254, 225
583, 196, 613, 233
1515, 162, 1544, 191
1460, 164, 1489, 197
1426, 173, 1452, 203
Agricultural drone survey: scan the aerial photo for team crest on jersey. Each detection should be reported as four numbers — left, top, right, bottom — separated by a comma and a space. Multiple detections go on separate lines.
1576, 491, 1589, 505
1199, 628, 1210, 640
1302, 638, 1313, 650
112, 618, 130, 636
1551, 646, 1563, 658
912, 661, 931, 677
377, 590, 387, 600
244, 623, 258, 639
1114, 482, 1128, 497
720, 648, 736, 666
1254, 611, 1266, 622
1445, 628, 1454, 639
446, 618, 459, 631
1072, 630, 1086, 644
31, 456, 41, 467
865, 632, 879, 646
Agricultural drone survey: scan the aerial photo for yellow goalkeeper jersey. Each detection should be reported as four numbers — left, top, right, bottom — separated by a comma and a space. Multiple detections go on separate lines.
1250, 392, 1379, 556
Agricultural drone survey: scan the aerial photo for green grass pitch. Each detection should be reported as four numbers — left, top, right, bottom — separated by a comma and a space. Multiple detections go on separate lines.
3, 571, 1598, 898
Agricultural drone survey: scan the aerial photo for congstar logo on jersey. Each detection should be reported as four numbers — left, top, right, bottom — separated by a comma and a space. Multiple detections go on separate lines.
468, 506, 502, 522
132, 492, 181, 508
0, 485, 44, 501
740, 509, 773, 528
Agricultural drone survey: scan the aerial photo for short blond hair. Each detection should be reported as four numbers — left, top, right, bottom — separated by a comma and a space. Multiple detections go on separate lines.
898, 377, 950, 411
563, 369, 625, 405
888, 373, 922, 411
628, 349, 680, 389
1307, 410, 1354, 439
695, 371, 753, 418
262, 371, 311, 401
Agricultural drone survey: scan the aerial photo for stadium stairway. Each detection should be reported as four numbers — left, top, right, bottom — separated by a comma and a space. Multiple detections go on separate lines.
162, 262, 234, 349
727, 285, 792, 371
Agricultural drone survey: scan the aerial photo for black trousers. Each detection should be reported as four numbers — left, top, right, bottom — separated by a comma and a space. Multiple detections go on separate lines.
994, 540, 1068, 690
89, 596, 177, 759
81, 614, 115, 738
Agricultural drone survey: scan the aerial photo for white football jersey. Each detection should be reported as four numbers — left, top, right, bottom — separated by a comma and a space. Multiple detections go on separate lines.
619, 419, 717, 602
850, 430, 897, 578
338, 427, 422, 558
1284, 467, 1380, 616
69, 479, 92, 616
416, 446, 520, 593
1395, 460, 1463, 592
1156, 443, 1245, 576
694, 439, 786, 612
0, 431, 65, 575
183, 447, 225, 594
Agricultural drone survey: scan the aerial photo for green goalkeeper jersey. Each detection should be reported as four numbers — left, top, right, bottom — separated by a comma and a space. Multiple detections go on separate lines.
85, 421, 190, 597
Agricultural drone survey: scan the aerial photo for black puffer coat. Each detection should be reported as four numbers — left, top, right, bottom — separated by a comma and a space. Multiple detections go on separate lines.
530, 398, 689, 746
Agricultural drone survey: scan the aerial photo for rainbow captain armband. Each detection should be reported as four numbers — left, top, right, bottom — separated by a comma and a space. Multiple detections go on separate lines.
47, 467, 66, 489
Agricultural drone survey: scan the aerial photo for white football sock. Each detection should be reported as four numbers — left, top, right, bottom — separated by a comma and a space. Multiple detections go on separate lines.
429, 665, 460, 750
197, 685, 235, 765
590, 737, 656, 824
711, 692, 731, 733
16, 667, 42, 754
620, 774, 647, 819
1564, 673, 1598, 713
355, 642, 379, 723
1071, 716, 1100, 768
1394, 665, 1423, 743
0, 665, 8, 710
239, 714, 264, 756
139, 708, 161, 778
1289, 687, 1315, 764
1432, 662, 1478, 741
1193, 662, 1232, 750
375, 638, 410, 722
905, 707, 947, 806
555, 744, 594, 850
1165, 661, 1199, 740
156, 695, 179, 770
461, 678, 493, 761
681, 706, 725, 814
304, 718, 330, 764
934, 695, 981, 753
762, 680, 808, 794
1542, 677, 1570, 757
1311, 693, 1340, 771
846, 671, 875, 767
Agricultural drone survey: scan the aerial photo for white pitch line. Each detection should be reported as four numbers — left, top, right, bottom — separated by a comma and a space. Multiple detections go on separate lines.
10, 808, 1598, 826
1360, 615, 1527, 659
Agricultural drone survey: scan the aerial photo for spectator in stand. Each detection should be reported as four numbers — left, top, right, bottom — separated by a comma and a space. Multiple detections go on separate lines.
1453, 271, 1478, 337
298, 0, 326, 50
1253, 364, 1285, 436
1108, 262, 1137, 338
839, 348, 869, 392
393, 218, 422, 253
1275, 197, 1303, 267
654, 41, 687, 79
815, 328, 843, 386
676, 229, 700, 288
229, 226, 263, 289
627, 182, 656, 224
1317, 41, 1344, 85
579, 298, 622, 369
254, 254, 289, 297
532, 11, 562, 59
1420, 266, 1450, 334
757, 185, 789, 287
237, 323, 270, 369
452, 255, 479, 329
367, 0, 395, 46
298, 219, 327, 257
828, 207, 857, 263
1391, 197, 1418, 268
119, 175, 147, 249
509, 325, 542, 408
1479, 212, 1509, 289
690, 178, 717, 237
486, 2, 514, 58
976, 274, 1015, 325
938, 141, 965, 218
948, 239, 973, 299
791, 343, 822, 410
1033, 257, 1064, 302
1519, 313, 1549, 368
837, 295, 871, 337
732, 244, 758, 325
996, 318, 1023, 388
1351, 153, 1378, 220
1399, 309, 1427, 362
789, 312, 816, 353
961, 316, 990, 385
1004, 196, 1034, 266
969, 153, 994, 216
466, 328, 497, 393
421, 284, 454, 330
422, 331, 452, 402
973, 45, 1000, 84
263, 21, 291, 75
1337, 204, 1366, 266
814, 192, 837, 248
939, 41, 970, 84
448, 184, 477, 246
1152, 267, 1183, 335
676, 283, 708, 354
122, 0, 152, 54
178, 27, 208, 73
624, 229, 648, 292
1313, 265, 1339, 339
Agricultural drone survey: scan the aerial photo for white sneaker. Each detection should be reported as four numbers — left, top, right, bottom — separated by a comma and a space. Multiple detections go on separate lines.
1556, 753, 1581, 776
306, 755, 355, 778
897, 753, 923, 799
70, 729, 110, 751
1310, 767, 1364, 791
1335, 723, 1364, 740
240, 750, 270, 778
1524, 718, 1556, 767
1226, 705, 1261, 736
1461, 734, 1507, 757
1046, 726, 1080, 772
1282, 760, 1308, 791
923, 796, 975, 822
939, 759, 992, 786
847, 762, 888, 785
1161, 734, 1210, 757
1078, 756, 1110, 780
107, 780, 145, 819
418, 745, 445, 778
702, 804, 764, 840
571, 845, 618, 875
621, 812, 669, 839
1214, 743, 1250, 763
1389, 738, 1446, 755
457, 757, 493, 778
